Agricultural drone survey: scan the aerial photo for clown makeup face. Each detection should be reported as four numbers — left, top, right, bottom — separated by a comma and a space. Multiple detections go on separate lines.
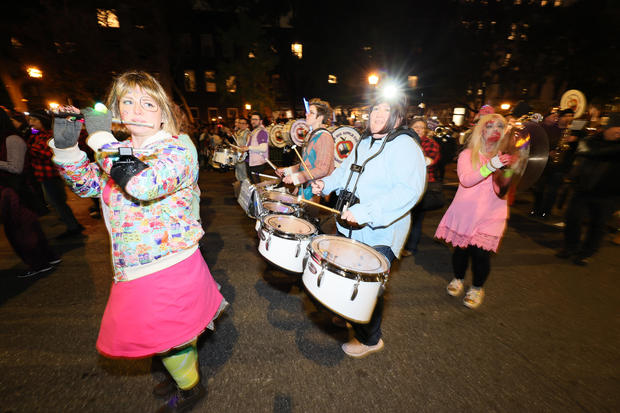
482, 119, 505, 153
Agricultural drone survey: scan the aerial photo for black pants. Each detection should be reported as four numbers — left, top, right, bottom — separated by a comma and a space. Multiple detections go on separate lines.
246, 163, 268, 184
563, 192, 616, 257
350, 245, 396, 346
452, 246, 491, 288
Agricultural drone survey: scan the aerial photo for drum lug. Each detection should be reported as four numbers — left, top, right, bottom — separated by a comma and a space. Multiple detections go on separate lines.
258, 228, 265, 241
351, 277, 361, 301
295, 239, 302, 258
317, 263, 326, 288
265, 234, 271, 250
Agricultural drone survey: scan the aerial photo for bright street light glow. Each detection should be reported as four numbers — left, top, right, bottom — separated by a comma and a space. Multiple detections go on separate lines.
381, 84, 398, 100
245, 103, 252, 110
48, 102, 59, 110
368, 74, 379, 85
500, 103, 511, 110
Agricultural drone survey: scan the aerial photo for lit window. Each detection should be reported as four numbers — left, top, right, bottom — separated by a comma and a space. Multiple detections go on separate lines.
248, 52, 255, 59
226, 76, 236, 93
328, 75, 337, 84
541, 0, 548, 5
291, 43, 302, 59
10, 37, 22, 48
204, 71, 216, 93
27, 67, 43, 78
97, 9, 120, 28
408, 76, 418, 88
184, 70, 196, 92
554, 0, 561, 5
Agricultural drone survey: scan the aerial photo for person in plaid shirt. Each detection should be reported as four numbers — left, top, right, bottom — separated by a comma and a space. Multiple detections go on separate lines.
27, 110, 84, 238
403, 118, 442, 256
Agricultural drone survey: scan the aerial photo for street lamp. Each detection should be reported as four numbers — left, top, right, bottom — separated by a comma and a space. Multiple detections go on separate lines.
245, 103, 252, 110
27, 67, 43, 78
500, 103, 511, 111
368, 73, 379, 86
48, 102, 59, 110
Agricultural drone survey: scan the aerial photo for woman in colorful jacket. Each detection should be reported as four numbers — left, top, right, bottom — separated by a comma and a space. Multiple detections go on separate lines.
311, 93, 426, 358
50, 71, 225, 412
435, 113, 514, 309
276, 98, 335, 200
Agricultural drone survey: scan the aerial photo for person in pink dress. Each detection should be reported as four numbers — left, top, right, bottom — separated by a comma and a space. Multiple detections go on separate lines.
434, 113, 515, 309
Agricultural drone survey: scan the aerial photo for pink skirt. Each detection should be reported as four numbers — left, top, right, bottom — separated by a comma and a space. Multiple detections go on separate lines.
96, 249, 224, 358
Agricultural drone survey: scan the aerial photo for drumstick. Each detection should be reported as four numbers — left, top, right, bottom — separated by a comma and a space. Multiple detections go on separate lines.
261, 155, 278, 171
297, 195, 341, 215
257, 173, 279, 180
291, 145, 315, 181
228, 143, 243, 151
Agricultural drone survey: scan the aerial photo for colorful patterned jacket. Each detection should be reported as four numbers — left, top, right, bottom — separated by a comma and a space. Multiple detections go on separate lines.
50, 130, 203, 281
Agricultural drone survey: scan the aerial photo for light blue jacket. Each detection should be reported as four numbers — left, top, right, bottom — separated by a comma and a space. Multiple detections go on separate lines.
321, 133, 426, 256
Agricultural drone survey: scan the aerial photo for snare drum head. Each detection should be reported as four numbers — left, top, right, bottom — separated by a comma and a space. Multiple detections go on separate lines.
310, 235, 389, 274
263, 214, 316, 235
261, 190, 299, 205
262, 201, 294, 214
290, 119, 310, 146
332, 126, 361, 167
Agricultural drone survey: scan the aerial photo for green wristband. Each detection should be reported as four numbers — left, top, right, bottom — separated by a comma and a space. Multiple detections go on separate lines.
480, 164, 493, 177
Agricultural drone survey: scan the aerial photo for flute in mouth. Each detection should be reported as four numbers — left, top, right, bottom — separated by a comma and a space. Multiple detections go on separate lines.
51, 110, 154, 128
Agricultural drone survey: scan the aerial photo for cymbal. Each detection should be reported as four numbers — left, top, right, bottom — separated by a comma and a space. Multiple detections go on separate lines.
493, 121, 549, 197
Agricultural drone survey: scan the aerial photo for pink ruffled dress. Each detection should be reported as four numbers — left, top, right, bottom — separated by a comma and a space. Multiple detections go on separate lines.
435, 149, 508, 252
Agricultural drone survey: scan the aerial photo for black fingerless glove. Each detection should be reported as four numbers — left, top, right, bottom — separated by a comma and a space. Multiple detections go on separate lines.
110, 148, 149, 190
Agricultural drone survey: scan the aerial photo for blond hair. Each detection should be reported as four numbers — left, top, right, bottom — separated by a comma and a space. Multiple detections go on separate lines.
468, 113, 507, 168
106, 71, 178, 135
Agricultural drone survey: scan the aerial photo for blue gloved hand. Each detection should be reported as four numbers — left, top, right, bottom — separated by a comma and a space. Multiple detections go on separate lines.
82, 107, 112, 135
52, 117, 83, 149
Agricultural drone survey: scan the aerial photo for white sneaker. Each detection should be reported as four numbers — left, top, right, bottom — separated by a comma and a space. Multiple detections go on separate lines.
446, 278, 464, 296
463, 287, 484, 309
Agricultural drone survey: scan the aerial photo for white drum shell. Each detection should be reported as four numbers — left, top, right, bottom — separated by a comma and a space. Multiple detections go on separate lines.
258, 228, 312, 273
213, 149, 237, 166
302, 256, 382, 323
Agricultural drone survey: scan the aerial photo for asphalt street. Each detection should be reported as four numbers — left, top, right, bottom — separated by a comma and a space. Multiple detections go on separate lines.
0, 166, 618, 413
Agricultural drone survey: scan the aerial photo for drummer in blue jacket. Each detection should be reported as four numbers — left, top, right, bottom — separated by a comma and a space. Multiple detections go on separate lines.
311, 90, 426, 358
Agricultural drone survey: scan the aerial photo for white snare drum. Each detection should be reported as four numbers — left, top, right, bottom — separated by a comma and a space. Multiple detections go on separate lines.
257, 215, 318, 273
213, 147, 238, 166
261, 191, 300, 210
302, 235, 389, 323
261, 201, 295, 215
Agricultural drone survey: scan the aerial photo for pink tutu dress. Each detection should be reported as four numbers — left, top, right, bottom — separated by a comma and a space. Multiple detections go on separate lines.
435, 149, 508, 252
